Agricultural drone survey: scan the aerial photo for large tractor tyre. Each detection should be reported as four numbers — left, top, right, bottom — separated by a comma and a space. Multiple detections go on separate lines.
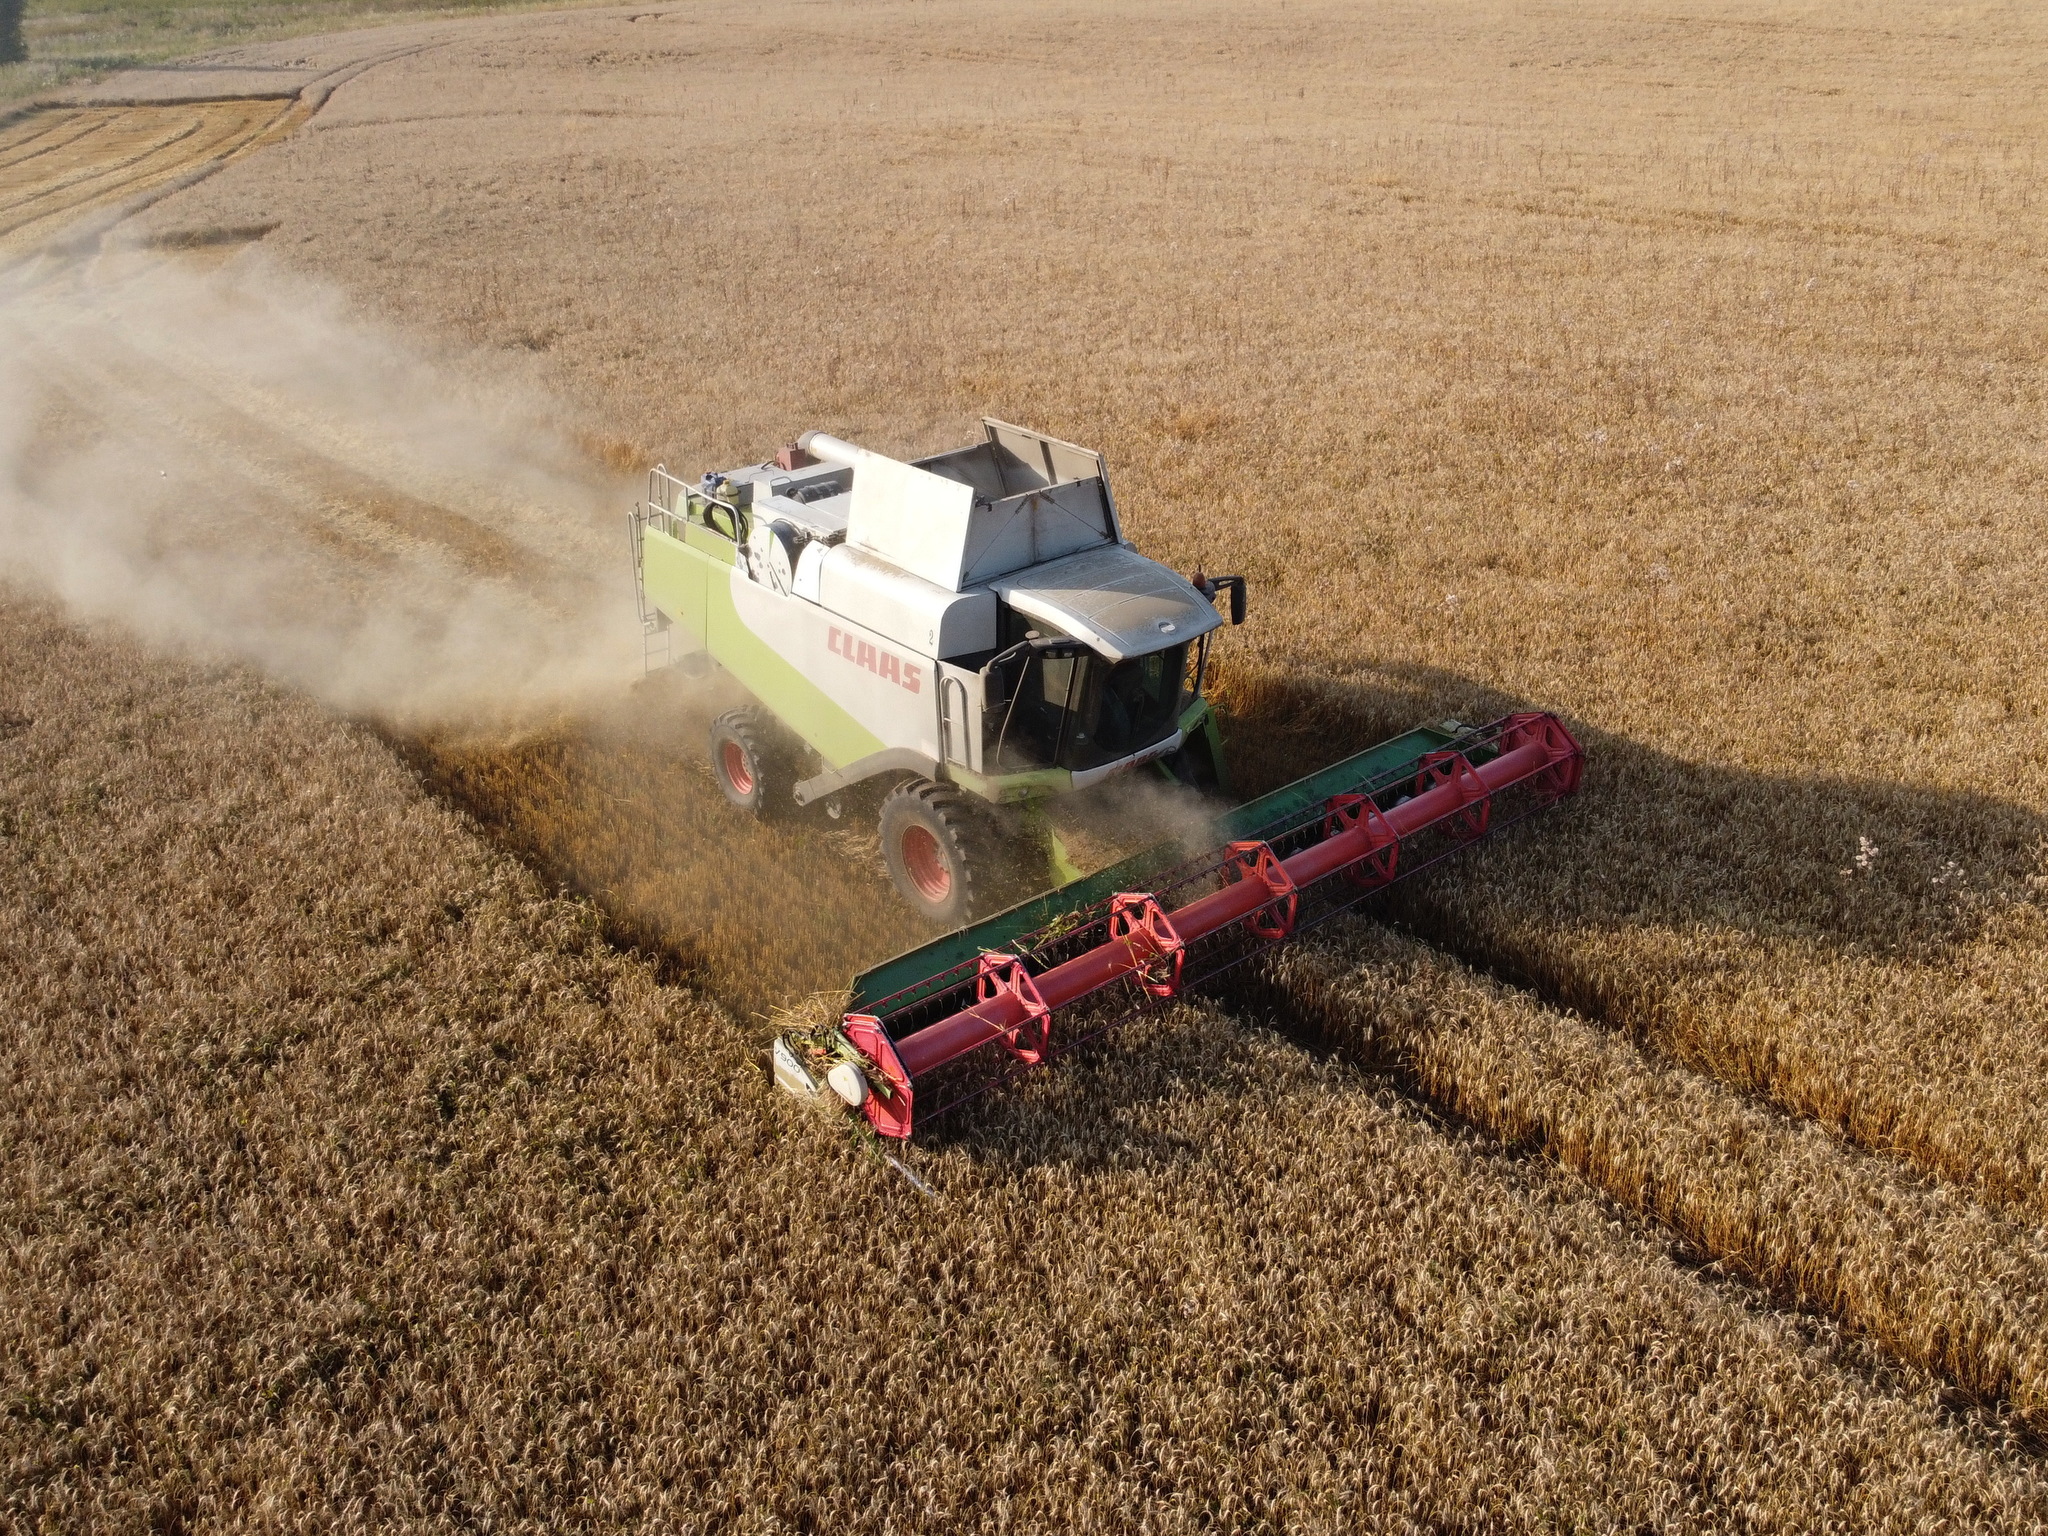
879, 778, 1000, 928
710, 709, 792, 819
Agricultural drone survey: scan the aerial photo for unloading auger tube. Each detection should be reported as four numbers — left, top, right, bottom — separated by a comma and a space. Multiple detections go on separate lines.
820, 711, 1583, 1140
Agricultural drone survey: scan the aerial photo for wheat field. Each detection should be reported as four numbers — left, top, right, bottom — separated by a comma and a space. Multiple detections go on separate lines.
4, 0, 2048, 1527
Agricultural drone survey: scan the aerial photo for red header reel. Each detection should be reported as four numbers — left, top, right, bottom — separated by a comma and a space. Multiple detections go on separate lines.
829, 711, 1584, 1140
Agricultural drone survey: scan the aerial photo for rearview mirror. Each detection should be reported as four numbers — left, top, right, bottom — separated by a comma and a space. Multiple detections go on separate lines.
1201, 574, 1247, 625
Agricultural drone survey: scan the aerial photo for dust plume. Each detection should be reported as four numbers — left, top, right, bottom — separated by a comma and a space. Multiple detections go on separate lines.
0, 247, 639, 730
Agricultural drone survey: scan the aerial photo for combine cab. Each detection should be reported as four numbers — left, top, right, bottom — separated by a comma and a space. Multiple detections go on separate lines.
630, 420, 1584, 1139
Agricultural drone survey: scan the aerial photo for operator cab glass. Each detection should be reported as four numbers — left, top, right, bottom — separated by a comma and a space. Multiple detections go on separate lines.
989, 631, 1189, 774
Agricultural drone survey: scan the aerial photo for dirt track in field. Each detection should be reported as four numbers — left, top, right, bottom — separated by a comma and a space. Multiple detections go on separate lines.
0, 99, 303, 253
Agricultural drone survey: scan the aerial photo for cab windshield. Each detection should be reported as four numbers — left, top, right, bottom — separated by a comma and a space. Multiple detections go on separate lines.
991, 643, 1188, 773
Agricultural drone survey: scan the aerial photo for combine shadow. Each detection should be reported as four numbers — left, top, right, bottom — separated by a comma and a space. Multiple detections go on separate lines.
920, 659, 2045, 1173
1214, 661, 2048, 969
915, 665, 2048, 1453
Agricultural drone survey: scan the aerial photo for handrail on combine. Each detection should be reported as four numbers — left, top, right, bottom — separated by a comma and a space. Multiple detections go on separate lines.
832, 711, 1584, 1140
631, 463, 742, 672
644, 464, 742, 536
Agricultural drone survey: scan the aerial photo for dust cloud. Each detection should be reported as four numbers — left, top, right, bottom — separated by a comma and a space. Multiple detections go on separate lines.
1054, 760, 1235, 876
0, 244, 941, 1009
0, 247, 640, 731
0, 245, 1227, 1006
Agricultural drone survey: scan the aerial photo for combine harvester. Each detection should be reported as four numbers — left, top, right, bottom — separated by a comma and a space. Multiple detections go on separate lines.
630, 420, 1582, 1140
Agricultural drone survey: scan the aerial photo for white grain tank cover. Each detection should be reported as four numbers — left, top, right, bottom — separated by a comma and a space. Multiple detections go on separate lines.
991, 544, 1222, 662
800, 431, 978, 592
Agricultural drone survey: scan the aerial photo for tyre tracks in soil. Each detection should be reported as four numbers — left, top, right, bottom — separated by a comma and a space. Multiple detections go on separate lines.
0, 99, 305, 255
0, 38, 446, 262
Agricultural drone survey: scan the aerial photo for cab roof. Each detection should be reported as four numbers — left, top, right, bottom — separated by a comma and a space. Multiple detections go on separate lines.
990, 544, 1222, 662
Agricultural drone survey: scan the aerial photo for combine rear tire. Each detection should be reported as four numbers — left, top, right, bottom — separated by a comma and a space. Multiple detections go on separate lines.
880, 778, 998, 927
710, 709, 790, 818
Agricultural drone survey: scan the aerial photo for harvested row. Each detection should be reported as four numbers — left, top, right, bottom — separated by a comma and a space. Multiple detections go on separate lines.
405, 681, 931, 1024
1221, 669, 2048, 1227
0, 101, 302, 253
1264, 918, 2048, 1440
7, 599, 2048, 1529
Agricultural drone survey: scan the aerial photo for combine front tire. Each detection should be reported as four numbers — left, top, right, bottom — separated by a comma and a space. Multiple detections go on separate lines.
710, 709, 790, 818
880, 778, 997, 927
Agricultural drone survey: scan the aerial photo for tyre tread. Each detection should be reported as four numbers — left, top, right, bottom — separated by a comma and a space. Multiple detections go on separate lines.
711, 707, 791, 818
881, 777, 1000, 923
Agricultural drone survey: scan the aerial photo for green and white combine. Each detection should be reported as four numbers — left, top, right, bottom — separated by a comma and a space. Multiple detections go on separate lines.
629, 419, 1246, 925
630, 417, 1585, 1139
